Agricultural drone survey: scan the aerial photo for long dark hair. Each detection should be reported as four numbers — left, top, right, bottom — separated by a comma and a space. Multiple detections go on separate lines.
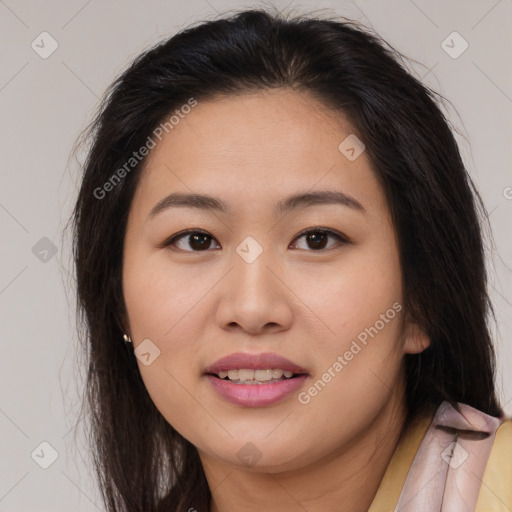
68, 7, 503, 512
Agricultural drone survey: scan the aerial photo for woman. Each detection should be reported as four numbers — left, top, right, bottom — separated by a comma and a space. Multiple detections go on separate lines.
69, 7, 511, 512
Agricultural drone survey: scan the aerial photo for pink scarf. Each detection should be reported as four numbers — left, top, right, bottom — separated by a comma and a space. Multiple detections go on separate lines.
393, 401, 504, 511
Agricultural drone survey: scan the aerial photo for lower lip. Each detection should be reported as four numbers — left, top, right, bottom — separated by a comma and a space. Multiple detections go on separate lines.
206, 374, 308, 407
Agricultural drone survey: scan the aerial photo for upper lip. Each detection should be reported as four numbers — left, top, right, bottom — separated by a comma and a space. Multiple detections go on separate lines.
204, 352, 309, 376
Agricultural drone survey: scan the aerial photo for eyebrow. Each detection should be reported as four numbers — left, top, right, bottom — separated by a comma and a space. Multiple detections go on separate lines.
147, 189, 365, 220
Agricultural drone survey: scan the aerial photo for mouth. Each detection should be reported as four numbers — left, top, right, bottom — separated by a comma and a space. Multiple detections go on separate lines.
204, 352, 309, 406
204, 351, 309, 382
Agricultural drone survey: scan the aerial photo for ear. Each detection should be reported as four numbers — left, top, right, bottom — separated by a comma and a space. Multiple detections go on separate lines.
403, 321, 430, 354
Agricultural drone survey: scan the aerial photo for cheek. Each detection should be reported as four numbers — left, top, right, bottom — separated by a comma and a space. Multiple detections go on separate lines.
295, 278, 404, 447
123, 250, 230, 431
123, 259, 211, 440
123, 251, 214, 343
292, 235, 404, 408
294, 239, 403, 349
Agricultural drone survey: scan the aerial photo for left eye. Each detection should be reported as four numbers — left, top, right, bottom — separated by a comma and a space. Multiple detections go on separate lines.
291, 228, 348, 251
162, 228, 348, 252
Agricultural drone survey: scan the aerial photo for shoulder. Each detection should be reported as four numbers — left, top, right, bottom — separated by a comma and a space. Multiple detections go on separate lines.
476, 418, 512, 511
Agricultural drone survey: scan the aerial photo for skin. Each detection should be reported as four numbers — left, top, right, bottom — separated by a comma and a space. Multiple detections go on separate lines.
122, 89, 430, 512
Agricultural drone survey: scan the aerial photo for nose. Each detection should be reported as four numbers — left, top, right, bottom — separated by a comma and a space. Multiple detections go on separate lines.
214, 240, 294, 336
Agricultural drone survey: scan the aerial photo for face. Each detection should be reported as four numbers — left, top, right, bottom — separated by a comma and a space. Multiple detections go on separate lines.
122, 89, 429, 474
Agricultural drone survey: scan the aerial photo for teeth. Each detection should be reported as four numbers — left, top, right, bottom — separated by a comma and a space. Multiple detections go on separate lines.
255, 369, 273, 381
228, 369, 240, 380
217, 368, 296, 382
238, 369, 255, 381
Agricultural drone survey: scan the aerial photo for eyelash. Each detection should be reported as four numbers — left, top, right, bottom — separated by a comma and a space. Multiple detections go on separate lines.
161, 227, 350, 253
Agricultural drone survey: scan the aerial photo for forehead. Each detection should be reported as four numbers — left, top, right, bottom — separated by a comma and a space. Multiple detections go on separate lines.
131, 89, 386, 219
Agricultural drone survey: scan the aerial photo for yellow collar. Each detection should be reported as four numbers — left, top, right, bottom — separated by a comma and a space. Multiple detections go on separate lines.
368, 411, 433, 511
369, 407, 512, 511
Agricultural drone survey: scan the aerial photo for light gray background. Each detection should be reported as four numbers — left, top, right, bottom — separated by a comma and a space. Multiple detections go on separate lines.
1, 0, 511, 510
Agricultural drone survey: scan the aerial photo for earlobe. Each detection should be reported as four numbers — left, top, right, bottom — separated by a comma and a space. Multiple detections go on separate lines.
404, 322, 431, 354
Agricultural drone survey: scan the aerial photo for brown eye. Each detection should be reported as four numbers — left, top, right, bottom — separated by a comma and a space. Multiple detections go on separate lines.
305, 231, 329, 250
291, 228, 349, 251
164, 230, 220, 252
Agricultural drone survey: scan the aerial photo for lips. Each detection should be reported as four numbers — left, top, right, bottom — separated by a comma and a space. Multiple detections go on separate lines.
206, 373, 308, 406
204, 352, 310, 406
204, 352, 309, 376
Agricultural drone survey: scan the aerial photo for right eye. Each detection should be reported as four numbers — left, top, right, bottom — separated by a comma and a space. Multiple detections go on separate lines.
162, 230, 221, 252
